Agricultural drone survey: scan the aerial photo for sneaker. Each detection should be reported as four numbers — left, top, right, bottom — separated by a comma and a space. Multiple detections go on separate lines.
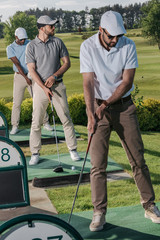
145, 205, 160, 223
43, 122, 54, 131
10, 126, 18, 135
29, 154, 39, 166
70, 150, 81, 161
89, 211, 106, 232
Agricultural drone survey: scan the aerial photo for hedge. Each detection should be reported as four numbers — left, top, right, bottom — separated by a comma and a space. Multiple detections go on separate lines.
0, 95, 160, 131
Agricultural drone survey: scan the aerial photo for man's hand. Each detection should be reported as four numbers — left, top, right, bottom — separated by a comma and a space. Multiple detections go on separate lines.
25, 76, 32, 86
87, 114, 97, 135
43, 86, 53, 101
95, 103, 106, 120
45, 75, 56, 88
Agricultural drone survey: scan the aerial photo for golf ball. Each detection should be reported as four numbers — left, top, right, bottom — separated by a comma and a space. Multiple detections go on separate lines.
71, 166, 75, 170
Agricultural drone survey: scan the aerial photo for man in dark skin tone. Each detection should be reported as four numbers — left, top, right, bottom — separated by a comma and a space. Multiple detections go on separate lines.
6, 27, 53, 135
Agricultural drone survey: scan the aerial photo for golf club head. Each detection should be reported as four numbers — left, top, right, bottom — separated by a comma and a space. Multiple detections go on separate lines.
53, 166, 64, 172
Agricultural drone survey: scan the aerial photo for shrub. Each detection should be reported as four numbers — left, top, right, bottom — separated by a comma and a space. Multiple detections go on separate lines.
136, 99, 160, 131
20, 98, 33, 125
68, 94, 87, 126
47, 102, 60, 124
0, 96, 160, 131
5, 102, 12, 125
0, 99, 11, 125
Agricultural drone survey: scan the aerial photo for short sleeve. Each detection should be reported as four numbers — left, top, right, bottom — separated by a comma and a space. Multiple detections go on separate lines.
80, 42, 94, 73
25, 42, 35, 64
125, 41, 138, 69
59, 39, 69, 58
6, 45, 15, 59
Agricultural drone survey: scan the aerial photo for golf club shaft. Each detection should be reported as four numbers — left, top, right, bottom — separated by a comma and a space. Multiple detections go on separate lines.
68, 133, 93, 224
50, 98, 60, 164
30, 85, 33, 98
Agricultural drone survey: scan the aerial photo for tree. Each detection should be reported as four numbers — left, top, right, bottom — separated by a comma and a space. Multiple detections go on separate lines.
3, 12, 37, 44
0, 15, 4, 38
141, 0, 160, 49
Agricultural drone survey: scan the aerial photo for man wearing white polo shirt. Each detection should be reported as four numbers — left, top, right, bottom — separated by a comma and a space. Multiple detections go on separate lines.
26, 15, 80, 165
80, 11, 160, 231
6, 27, 53, 135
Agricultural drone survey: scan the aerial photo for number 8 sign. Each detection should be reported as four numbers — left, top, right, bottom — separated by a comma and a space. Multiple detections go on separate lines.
0, 140, 22, 167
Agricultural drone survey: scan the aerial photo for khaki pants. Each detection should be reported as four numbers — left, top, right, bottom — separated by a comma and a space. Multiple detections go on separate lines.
30, 82, 77, 154
11, 73, 48, 127
90, 99, 155, 214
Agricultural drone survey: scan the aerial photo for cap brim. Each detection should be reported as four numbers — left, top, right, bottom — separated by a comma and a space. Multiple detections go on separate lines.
48, 19, 59, 25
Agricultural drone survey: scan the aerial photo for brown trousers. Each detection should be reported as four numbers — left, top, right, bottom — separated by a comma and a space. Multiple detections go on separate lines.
90, 99, 155, 214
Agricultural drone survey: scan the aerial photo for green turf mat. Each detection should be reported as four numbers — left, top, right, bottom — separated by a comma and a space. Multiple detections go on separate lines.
26, 152, 123, 181
59, 202, 160, 240
9, 125, 80, 142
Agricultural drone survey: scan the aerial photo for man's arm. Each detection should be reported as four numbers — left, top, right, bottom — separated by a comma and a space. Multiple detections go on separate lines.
44, 56, 71, 88
96, 68, 136, 119
83, 72, 97, 134
27, 62, 52, 101
10, 56, 32, 85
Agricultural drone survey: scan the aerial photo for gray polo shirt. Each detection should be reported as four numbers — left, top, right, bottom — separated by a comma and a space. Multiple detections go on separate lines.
25, 36, 69, 82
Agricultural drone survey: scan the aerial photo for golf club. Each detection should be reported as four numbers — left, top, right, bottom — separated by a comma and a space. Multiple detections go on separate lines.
50, 97, 63, 173
30, 85, 33, 98
68, 133, 93, 224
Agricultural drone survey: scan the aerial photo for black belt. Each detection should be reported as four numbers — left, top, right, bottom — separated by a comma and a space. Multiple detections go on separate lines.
96, 95, 131, 106
55, 79, 63, 84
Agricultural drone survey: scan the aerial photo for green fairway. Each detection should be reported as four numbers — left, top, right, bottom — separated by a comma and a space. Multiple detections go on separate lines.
0, 29, 160, 99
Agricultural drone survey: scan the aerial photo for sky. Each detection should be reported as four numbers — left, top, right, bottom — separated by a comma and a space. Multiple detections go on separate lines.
0, 0, 148, 22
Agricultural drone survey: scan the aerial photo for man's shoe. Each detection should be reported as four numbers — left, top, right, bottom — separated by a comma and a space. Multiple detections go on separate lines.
29, 154, 39, 166
89, 211, 106, 232
70, 150, 81, 161
10, 126, 19, 135
43, 122, 54, 131
145, 204, 160, 223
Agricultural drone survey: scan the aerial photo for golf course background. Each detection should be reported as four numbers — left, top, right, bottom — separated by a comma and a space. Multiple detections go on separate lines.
0, 29, 160, 99
0, 29, 160, 131
0, 29, 160, 213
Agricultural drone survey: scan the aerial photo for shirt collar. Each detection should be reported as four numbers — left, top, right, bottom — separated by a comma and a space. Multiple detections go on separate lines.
35, 35, 54, 44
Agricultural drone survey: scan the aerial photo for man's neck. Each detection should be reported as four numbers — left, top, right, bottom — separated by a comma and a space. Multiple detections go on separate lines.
38, 31, 49, 43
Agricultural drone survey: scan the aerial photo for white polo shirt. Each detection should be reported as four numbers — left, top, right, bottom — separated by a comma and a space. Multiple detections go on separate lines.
80, 32, 138, 100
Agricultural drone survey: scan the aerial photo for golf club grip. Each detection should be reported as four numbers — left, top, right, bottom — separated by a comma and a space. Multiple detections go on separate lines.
68, 133, 93, 224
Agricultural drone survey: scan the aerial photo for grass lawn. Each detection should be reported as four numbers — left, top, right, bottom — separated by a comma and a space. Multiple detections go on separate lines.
0, 29, 160, 100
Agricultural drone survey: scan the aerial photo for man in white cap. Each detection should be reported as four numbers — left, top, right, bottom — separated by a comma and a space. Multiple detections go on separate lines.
6, 27, 53, 134
80, 11, 160, 231
26, 15, 80, 165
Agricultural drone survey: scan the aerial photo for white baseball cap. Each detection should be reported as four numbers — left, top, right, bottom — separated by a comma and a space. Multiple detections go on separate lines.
100, 11, 126, 36
15, 27, 28, 39
37, 15, 59, 25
